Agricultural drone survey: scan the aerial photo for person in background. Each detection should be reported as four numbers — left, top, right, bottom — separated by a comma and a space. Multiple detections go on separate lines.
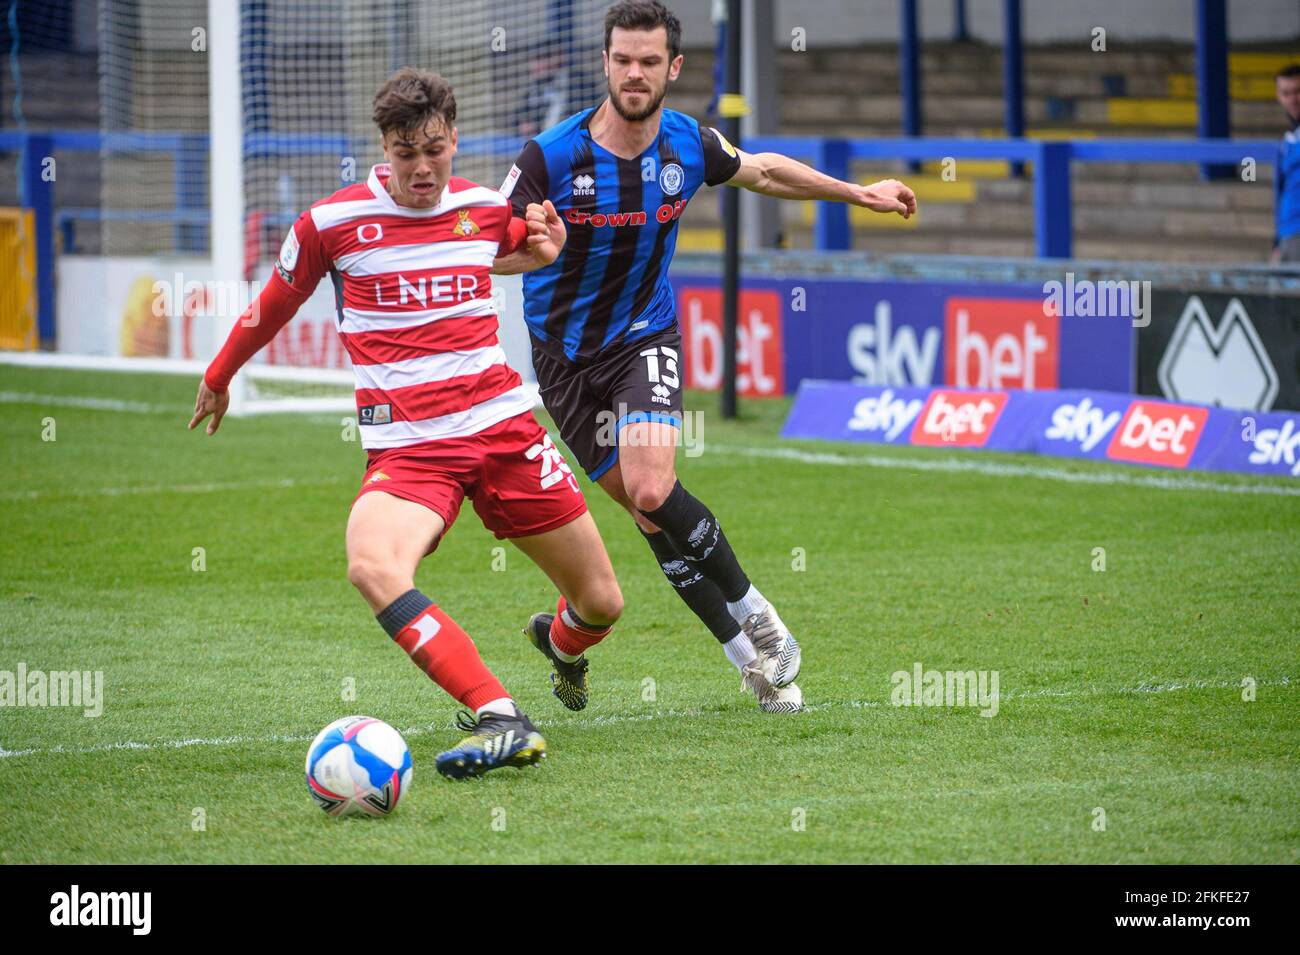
1270, 64, 1300, 264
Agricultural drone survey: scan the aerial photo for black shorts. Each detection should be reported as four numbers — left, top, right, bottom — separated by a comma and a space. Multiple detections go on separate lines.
531, 325, 685, 480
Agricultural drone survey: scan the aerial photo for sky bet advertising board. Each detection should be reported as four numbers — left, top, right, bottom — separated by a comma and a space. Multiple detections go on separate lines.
780, 381, 1300, 480
669, 275, 1135, 398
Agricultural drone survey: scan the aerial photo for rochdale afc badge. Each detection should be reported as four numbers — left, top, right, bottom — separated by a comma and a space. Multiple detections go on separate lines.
659, 162, 684, 196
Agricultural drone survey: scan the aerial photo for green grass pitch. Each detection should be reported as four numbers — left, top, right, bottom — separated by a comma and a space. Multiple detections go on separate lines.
1, 363, 1297, 864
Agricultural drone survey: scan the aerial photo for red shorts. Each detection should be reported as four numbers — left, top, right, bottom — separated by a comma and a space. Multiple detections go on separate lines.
354, 411, 587, 546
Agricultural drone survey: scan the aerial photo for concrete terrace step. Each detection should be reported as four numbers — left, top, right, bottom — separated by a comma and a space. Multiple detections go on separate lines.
834, 230, 1269, 264
685, 183, 1273, 242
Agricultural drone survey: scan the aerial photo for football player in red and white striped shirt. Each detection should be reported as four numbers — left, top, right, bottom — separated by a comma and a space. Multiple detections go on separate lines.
189, 68, 623, 779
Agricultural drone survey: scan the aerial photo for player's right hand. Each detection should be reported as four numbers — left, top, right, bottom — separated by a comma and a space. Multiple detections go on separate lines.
524, 199, 566, 265
189, 378, 229, 435
855, 178, 917, 219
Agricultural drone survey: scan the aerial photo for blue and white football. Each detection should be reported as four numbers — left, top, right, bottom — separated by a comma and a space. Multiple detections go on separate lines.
305, 716, 413, 817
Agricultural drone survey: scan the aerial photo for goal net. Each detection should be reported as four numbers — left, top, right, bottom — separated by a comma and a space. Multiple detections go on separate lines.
39, 0, 608, 412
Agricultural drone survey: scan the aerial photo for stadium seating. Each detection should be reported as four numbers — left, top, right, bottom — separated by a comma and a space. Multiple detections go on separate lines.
674, 41, 1292, 262
3, 37, 1292, 264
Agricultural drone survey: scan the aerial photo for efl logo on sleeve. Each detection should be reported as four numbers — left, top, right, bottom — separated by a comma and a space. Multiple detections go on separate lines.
279, 228, 300, 271
944, 298, 1059, 390
276, 227, 301, 284
1106, 401, 1209, 468
910, 389, 1009, 447
499, 164, 521, 198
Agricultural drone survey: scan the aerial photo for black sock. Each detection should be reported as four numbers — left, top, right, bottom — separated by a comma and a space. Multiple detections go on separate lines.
639, 481, 751, 603
640, 529, 742, 644
376, 589, 432, 637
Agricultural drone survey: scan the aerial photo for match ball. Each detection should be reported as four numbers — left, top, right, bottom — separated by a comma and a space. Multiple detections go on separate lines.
305, 715, 412, 818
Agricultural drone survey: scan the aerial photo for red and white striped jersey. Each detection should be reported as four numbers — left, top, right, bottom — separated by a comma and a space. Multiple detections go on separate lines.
275, 164, 532, 450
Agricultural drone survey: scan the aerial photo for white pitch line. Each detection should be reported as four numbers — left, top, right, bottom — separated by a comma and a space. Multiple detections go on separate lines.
711, 443, 1300, 497
6, 443, 1294, 502
0, 475, 353, 502
0, 677, 1288, 760
4, 392, 1295, 495
0, 391, 178, 414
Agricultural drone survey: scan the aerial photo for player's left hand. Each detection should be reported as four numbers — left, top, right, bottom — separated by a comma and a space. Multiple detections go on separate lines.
853, 179, 917, 219
525, 199, 565, 264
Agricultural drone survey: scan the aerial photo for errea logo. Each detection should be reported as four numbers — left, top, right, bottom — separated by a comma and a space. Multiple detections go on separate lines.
572, 174, 595, 197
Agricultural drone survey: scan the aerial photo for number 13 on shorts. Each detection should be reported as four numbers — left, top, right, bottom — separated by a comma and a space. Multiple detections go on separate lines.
640, 345, 680, 389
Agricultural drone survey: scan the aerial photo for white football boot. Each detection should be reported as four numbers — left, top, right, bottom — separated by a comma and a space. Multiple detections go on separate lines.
741, 662, 804, 714
741, 602, 802, 687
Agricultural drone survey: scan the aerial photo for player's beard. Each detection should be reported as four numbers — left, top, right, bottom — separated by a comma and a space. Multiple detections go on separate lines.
609, 79, 667, 122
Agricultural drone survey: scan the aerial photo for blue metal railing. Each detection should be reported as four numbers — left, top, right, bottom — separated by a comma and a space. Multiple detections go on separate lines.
742, 134, 1276, 257
0, 129, 1279, 342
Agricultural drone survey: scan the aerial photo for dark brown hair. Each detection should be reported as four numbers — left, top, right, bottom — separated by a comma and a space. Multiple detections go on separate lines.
1278, 64, 1300, 80
604, 1, 681, 60
372, 67, 458, 138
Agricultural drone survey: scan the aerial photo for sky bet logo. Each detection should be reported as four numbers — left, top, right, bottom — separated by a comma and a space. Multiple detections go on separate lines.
944, 298, 1059, 390
1248, 419, 1300, 477
847, 388, 924, 440
1106, 401, 1209, 468
1045, 398, 1122, 452
910, 389, 1009, 447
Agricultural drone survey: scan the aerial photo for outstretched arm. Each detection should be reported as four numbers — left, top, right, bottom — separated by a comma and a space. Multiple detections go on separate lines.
189, 278, 305, 435
191, 210, 328, 434
728, 148, 917, 218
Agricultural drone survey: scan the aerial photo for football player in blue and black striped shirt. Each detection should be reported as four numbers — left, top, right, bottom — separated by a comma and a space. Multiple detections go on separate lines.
497, 1, 916, 713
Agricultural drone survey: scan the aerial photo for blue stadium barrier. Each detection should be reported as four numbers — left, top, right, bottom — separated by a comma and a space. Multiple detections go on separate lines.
741, 135, 1277, 259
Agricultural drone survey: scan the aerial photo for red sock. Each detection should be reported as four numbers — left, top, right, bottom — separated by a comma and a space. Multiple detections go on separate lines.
392, 604, 508, 711
549, 595, 613, 657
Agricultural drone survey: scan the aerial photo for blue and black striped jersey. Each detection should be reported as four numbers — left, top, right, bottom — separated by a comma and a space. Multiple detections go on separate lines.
502, 106, 741, 363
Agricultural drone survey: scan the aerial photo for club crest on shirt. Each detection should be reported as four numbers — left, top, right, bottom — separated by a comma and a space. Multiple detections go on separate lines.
659, 162, 684, 195
454, 209, 481, 237
367, 470, 390, 483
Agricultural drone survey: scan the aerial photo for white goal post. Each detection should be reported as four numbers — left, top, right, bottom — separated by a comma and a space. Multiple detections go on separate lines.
17, 0, 581, 415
